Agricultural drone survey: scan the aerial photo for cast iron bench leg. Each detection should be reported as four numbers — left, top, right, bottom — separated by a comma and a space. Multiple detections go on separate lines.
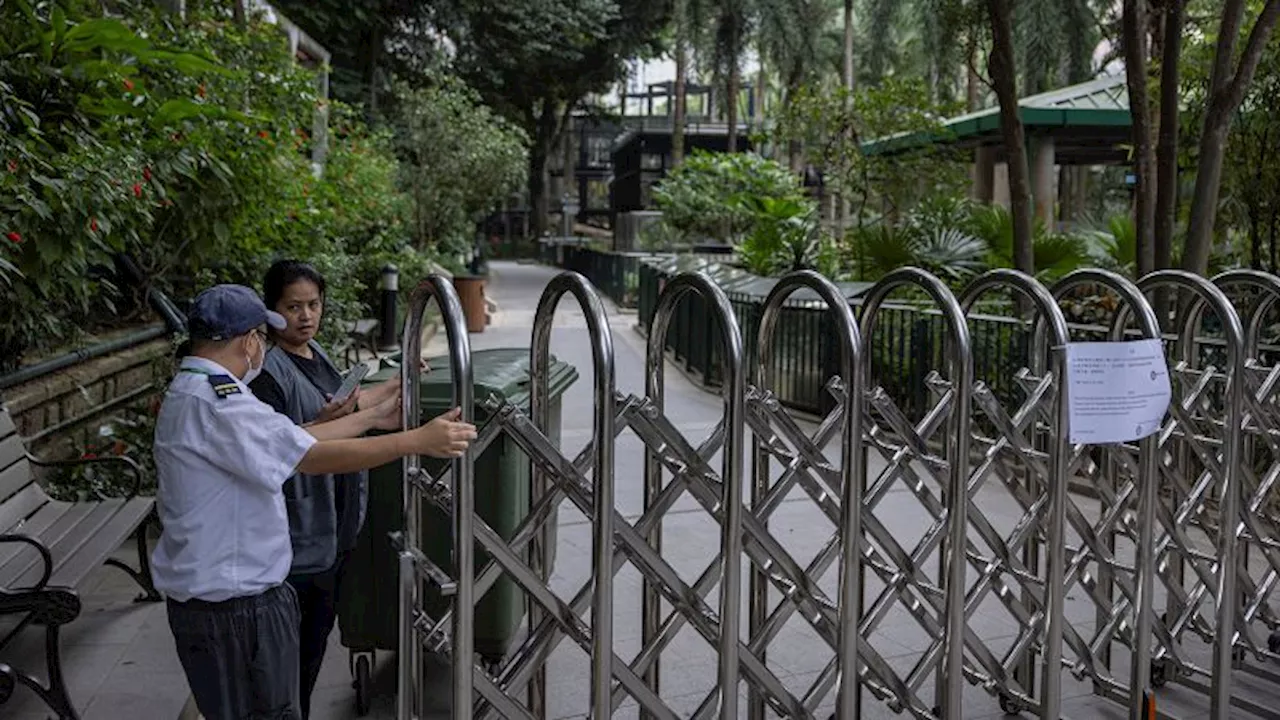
0, 589, 83, 719
103, 514, 161, 603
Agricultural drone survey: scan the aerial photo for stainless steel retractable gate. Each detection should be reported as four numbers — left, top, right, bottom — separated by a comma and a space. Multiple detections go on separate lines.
394, 265, 1280, 720
397, 276, 475, 720
743, 270, 863, 720
953, 269, 1165, 720
853, 268, 973, 720
949, 269, 1072, 720
1211, 270, 1280, 717
1117, 271, 1246, 720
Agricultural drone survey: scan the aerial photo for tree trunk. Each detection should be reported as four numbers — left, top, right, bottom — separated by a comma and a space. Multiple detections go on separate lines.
672, 0, 688, 167
726, 9, 741, 153
966, 33, 981, 111
986, 0, 1034, 277
528, 103, 561, 240
1182, 0, 1280, 275
1155, 0, 1184, 273
841, 0, 854, 233
1123, 0, 1157, 276
844, 0, 855, 93
755, 36, 767, 133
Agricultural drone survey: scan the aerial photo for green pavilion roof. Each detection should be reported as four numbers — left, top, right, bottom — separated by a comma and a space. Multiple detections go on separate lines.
864, 74, 1131, 155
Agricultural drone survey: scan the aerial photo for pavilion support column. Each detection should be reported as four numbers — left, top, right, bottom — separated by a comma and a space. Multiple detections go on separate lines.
1031, 135, 1056, 227
973, 146, 997, 203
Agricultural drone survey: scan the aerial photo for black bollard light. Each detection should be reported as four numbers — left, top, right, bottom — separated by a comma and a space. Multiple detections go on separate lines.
377, 263, 400, 353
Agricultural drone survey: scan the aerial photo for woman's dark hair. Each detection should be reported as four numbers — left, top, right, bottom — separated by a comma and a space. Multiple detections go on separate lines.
263, 259, 326, 311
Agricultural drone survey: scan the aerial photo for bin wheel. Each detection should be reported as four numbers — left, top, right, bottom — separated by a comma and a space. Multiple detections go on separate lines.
998, 692, 1023, 715
354, 654, 372, 716
479, 654, 503, 677
1150, 659, 1169, 689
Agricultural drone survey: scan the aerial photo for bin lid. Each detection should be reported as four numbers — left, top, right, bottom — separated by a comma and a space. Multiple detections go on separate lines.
363, 347, 579, 410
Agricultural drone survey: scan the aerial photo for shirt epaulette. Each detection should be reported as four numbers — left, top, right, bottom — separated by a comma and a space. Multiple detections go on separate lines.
208, 374, 243, 399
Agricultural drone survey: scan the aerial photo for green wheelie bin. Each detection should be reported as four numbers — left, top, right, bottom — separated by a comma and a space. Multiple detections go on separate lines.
337, 347, 578, 715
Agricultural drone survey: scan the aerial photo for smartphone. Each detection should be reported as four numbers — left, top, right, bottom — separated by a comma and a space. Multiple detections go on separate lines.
331, 363, 370, 404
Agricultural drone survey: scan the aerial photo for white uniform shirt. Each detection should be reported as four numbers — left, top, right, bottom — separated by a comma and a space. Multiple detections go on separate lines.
151, 356, 317, 602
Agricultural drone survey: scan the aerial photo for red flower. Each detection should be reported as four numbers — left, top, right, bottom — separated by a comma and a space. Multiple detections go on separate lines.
89, 217, 98, 233
81, 452, 98, 460
132, 183, 143, 198
258, 130, 269, 140
143, 167, 152, 182
5, 160, 16, 173
122, 78, 135, 92
5, 232, 20, 243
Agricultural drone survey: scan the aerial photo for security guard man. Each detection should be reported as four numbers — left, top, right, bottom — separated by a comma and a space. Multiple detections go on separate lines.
151, 284, 476, 720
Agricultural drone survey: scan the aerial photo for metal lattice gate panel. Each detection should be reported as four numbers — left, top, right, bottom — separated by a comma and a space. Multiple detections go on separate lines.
389, 265, 1280, 720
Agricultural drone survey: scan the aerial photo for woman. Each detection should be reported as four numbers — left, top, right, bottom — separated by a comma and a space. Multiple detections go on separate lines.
249, 259, 405, 718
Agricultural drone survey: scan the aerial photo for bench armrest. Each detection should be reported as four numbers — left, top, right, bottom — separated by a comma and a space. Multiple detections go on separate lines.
0, 534, 53, 591
27, 453, 145, 500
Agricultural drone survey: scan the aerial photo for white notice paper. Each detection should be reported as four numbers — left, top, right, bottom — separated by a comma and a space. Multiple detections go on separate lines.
1065, 339, 1172, 445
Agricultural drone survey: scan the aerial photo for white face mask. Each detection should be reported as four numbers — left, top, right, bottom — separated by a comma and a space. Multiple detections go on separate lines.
243, 333, 265, 384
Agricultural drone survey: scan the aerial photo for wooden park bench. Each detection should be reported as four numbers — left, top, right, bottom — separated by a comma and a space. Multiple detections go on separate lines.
0, 403, 158, 719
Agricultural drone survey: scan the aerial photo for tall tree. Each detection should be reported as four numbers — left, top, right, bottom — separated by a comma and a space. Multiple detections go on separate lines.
842, 0, 854, 230
269, 0, 438, 114
843, 0, 854, 95
985, 0, 1034, 277
1155, 0, 1184, 273
1181, 0, 1280, 275
713, 0, 750, 151
1122, 0, 1156, 276
672, 0, 690, 167
443, 0, 670, 239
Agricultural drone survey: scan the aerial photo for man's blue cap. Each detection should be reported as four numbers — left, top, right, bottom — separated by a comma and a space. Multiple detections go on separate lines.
187, 284, 287, 341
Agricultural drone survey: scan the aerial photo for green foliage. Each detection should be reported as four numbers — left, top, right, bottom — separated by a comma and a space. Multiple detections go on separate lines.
0, 0, 423, 370
390, 78, 528, 271
967, 205, 1090, 282
855, 198, 983, 283
736, 195, 834, 276
652, 150, 807, 244
0, 1, 235, 365
1179, 2, 1280, 271
44, 392, 163, 501
771, 77, 969, 222
842, 196, 1091, 286
437, 0, 669, 235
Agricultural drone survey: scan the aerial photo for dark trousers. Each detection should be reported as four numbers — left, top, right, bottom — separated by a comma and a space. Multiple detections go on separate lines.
167, 583, 301, 720
287, 552, 349, 720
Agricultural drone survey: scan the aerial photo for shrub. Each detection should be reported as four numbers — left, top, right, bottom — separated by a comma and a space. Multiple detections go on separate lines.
0, 1, 428, 369
652, 150, 808, 245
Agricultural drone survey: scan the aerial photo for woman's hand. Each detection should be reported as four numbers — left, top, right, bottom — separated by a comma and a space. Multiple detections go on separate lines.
315, 389, 360, 423
369, 358, 428, 405
410, 407, 477, 458
369, 388, 404, 431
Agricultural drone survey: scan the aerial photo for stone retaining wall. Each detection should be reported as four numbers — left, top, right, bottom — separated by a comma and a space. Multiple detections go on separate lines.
4, 329, 173, 457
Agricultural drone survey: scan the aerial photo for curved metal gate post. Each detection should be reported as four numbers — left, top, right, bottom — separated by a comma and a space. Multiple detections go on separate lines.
528, 272, 617, 720
643, 271, 745, 719
744, 270, 864, 720
1211, 270, 1280, 699
955, 269, 1070, 720
1047, 269, 1160, 720
1127, 270, 1246, 719
856, 268, 972, 719
398, 276, 475, 720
